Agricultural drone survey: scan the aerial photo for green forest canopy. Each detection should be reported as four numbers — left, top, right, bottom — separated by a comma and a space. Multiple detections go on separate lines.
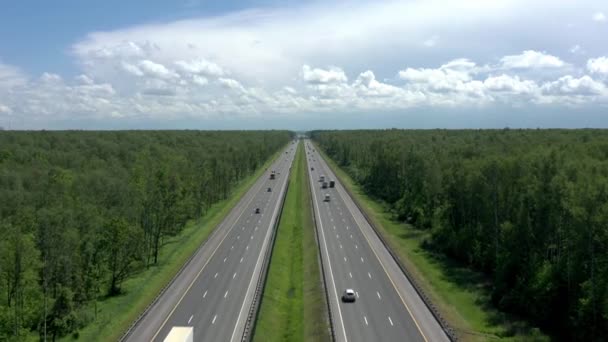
0, 130, 292, 340
312, 129, 608, 341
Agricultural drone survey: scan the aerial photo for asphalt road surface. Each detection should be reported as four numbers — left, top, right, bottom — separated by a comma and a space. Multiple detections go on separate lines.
304, 140, 450, 342
124, 142, 296, 342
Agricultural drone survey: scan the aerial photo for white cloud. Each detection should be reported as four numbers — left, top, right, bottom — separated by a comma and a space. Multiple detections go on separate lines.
122, 62, 144, 76
302, 65, 347, 84
218, 78, 245, 92
569, 45, 585, 55
587, 57, 608, 74
40, 72, 62, 83
0, 104, 12, 114
500, 50, 566, 69
192, 75, 209, 86
75, 74, 95, 85
541, 75, 605, 95
423, 35, 439, 47
593, 12, 606, 22
175, 58, 224, 77
484, 74, 538, 94
0, 62, 27, 88
138, 60, 179, 79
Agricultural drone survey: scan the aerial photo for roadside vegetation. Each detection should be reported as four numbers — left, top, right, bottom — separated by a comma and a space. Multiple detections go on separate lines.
312, 129, 608, 341
253, 141, 330, 342
0, 131, 291, 341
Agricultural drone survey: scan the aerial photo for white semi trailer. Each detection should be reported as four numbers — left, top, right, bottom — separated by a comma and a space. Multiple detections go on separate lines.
163, 327, 193, 342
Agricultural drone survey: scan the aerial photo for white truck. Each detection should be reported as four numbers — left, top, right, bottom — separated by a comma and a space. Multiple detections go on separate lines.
163, 327, 193, 342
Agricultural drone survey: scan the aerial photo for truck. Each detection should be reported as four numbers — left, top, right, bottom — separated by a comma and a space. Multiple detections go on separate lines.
163, 327, 193, 342
322, 181, 328, 189
329, 180, 335, 188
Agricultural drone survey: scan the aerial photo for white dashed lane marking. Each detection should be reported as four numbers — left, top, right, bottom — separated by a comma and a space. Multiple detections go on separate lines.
377, 291, 381, 300
203, 290, 207, 298
364, 316, 368, 325
214, 272, 218, 278
188, 315, 193, 324
389, 316, 394, 326
212, 315, 217, 324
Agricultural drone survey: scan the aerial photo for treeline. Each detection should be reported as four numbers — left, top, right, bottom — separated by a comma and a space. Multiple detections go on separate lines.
312, 129, 608, 341
0, 130, 291, 340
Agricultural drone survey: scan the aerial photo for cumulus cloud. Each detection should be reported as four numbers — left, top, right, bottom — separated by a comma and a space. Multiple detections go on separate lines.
138, 60, 179, 79
175, 58, 224, 77
593, 12, 606, 22
541, 75, 605, 96
500, 50, 566, 69
0, 62, 27, 88
484, 74, 538, 94
302, 65, 348, 84
587, 57, 608, 74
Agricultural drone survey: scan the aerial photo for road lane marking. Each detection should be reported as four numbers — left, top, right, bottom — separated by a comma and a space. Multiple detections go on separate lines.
237, 235, 240, 240
214, 272, 218, 278
389, 316, 394, 326
251, 235, 254, 240
344, 257, 347, 262
350, 234, 353, 239
246, 245, 249, 250
328, 158, 431, 342
340, 244, 342, 249
223, 257, 227, 263
377, 291, 381, 300
212, 315, 217, 324
356, 291, 359, 298
188, 315, 193, 324
349, 272, 352, 278
224, 290, 228, 298
368, 272, 372, 279
355, 244, 358, 249
231, 245, 234, 250
307, 156, 348, 342
240, 257, 243, 263
364, 316, 368, 325
361, 257, 364, 263
203, 290, 207, 298
233, 272, 237, 279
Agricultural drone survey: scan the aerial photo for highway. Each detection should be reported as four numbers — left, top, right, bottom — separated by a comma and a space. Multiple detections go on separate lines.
124, 142, 296, 342
304, 140, 450, 342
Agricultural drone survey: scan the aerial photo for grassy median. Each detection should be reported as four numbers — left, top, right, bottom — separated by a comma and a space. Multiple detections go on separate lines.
314, 143, 547, 342
253, 142, 330, 342
64, 147, 287, 342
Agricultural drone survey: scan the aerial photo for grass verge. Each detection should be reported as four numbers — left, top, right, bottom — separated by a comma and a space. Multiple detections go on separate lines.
314, 143, 548, 342
253, 141, 330, 342
64, 147, 287, 342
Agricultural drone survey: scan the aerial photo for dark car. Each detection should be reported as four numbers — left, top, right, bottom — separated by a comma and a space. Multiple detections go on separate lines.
342, 289, 356, 303
267, 187, 272, 192
311, 167, 314, 171
255, 208, 261, 214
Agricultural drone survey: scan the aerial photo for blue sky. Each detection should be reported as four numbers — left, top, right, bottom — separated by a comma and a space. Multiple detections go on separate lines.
0, 0, 607, 129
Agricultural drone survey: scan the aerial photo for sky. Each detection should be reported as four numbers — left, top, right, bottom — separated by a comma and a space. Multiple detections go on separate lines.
0, 0, 607, 130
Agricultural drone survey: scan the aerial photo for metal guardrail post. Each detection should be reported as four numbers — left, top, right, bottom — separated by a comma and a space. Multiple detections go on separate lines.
315, 143, 459, 342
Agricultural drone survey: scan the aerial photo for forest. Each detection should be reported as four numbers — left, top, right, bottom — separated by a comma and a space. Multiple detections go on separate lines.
0, 130, 291, 340
312, 129, 608, 341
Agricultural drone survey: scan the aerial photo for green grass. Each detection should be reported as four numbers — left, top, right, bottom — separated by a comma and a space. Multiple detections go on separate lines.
314, 143, 548, 342
253, 142, 330, 342
63, 147, 287, 342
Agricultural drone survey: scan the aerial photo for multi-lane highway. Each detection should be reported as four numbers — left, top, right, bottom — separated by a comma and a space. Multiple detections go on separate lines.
124, 143, 296, 342
305, 139, 450, 342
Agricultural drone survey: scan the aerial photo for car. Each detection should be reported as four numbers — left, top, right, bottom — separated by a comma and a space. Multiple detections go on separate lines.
267, 187, 272, 192
255, 208, 261, 214
342, 289, 356, 302
311, 167, 314, 171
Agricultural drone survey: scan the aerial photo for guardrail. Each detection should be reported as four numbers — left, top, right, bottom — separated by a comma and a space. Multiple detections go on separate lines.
306, 155, 337, 342
119, 147, 288, 342
315, 143, 459, 342
241, 159, 292, 341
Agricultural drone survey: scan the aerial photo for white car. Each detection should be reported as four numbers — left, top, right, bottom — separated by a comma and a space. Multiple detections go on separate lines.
342, 289, 356, 303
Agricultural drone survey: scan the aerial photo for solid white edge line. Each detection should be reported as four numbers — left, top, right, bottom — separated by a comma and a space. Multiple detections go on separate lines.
308, 147, 349, 342
229, 147, 292, 342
